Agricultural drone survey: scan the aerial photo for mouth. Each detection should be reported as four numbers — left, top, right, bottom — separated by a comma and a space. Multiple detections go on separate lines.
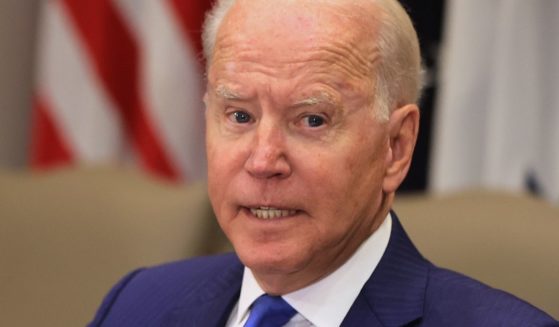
248, 206, 298, 220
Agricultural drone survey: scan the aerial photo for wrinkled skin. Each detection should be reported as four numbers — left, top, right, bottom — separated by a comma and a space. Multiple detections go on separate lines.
205, 0, 419, 294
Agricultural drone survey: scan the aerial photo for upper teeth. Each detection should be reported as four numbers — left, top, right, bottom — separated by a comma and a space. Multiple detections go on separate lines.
250, 207, 296, 219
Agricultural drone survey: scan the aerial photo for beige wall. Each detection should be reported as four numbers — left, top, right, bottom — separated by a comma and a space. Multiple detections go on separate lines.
0, 0, 40, 168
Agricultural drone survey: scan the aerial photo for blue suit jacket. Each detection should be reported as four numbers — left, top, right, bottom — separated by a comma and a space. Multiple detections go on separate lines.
89, 213, 557, 326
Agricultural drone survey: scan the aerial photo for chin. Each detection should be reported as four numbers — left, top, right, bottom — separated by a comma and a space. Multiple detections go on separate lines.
235, 241, 306, 275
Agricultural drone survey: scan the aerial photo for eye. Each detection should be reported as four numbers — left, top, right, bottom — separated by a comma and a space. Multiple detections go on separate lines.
230, 110, 252, 124
303, 114, 326, 128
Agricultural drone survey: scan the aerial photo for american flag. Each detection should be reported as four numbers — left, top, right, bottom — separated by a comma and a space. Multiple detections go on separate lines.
30, 0, 212, 182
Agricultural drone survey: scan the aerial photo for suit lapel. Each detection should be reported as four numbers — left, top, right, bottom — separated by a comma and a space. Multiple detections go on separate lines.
342, 212, 429, 327
167, 254, 244, 327
341, 291, 385, 326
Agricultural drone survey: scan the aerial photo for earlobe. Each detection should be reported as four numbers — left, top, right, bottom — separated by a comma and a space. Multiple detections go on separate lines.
203, 93, 210, 108
382, 104, 420, 193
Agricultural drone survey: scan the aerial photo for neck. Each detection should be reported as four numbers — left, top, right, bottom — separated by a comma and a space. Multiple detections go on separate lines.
253, 192, 394, 295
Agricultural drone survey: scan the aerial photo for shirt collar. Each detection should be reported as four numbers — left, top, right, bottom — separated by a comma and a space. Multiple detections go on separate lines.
235, 268, 266, 324
235, 213, 392, 327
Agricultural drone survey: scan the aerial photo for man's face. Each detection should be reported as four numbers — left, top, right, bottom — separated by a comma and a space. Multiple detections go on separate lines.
205, 0, 395, 292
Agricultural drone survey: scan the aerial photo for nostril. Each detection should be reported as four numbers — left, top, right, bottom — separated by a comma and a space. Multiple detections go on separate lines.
244, 152, 292, 179
270, 172, 284, 179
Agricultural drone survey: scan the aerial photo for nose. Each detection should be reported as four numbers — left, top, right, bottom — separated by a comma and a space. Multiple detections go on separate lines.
244, 122, 292, 179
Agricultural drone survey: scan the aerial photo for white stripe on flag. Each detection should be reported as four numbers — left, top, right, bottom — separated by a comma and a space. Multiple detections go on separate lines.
37, 1, 125, 162
119, 0, 207, 181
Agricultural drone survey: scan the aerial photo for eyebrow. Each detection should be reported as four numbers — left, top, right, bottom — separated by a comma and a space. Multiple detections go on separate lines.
215, 84, 244, 100
292, 92, 337, 108
214, 84, 337, 107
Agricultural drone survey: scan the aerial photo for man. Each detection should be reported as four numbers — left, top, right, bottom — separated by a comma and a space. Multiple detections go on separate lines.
90, 0, 556, 326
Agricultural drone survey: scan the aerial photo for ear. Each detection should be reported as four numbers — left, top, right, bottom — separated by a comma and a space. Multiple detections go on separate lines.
382, 104, 420, 193
203, 92, 209, 107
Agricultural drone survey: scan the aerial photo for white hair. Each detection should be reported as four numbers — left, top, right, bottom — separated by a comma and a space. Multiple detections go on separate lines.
201, 0, 423, 121
201, 0, 236, 63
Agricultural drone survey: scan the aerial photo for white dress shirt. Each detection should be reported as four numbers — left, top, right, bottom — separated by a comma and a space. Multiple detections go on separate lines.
226, 213, 392, 327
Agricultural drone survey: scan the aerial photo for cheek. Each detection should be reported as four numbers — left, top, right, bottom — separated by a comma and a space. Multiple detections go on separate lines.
325, 140, 387, 210
206, 128, 239, 177
206, 136, 232, 214
206, 142, 221, 191
206, 132, 251, 218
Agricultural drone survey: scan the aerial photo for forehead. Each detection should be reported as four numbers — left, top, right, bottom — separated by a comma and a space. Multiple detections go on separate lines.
209, 0, 381, 83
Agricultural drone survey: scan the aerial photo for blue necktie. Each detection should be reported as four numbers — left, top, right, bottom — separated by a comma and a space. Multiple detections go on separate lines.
244, 295, 297, 327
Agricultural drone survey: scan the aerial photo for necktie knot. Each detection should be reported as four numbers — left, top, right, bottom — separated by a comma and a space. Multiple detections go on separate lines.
244, 295, 297, 327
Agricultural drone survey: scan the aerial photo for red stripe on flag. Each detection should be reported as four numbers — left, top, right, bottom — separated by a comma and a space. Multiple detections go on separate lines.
168, 0, 213, 56
61, 0, 180, 180
30, 95, 73, 168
